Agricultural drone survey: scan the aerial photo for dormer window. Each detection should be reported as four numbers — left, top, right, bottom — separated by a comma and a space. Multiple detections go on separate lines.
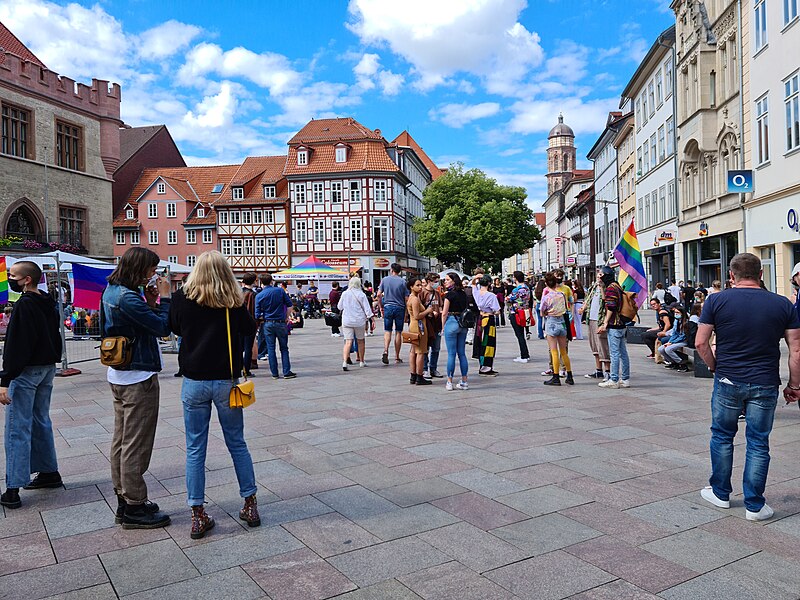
263, 185, 276, 198
197, 208, 205, 218
126, 209, 134, 219
297, 150, 308, 165
157, 182, 166, 194
335, 146, 347, 163
232, 187, 244, 200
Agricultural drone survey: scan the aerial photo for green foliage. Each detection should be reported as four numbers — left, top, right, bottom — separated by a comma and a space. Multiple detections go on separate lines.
414, 164, 540, 272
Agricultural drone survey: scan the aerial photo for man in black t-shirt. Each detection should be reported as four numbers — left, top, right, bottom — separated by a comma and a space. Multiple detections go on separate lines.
696, 253, 800, 522
681, 280, 696, 312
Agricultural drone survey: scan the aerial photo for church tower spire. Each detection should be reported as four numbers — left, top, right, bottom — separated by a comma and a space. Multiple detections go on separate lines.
546, 113, 576, 196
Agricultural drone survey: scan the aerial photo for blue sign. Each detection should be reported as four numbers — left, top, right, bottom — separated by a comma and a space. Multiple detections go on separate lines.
727, 170, 754, 194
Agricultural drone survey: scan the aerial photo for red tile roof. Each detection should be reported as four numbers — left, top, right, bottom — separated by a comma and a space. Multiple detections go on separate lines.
284, 140, 399, 176
572, 169, 594, 180
125, 165, 240, 207
0, 22, 46, 67
183, 207, 216, 226
230, 156, 286, 187
112, 216, 140, 229
288, 117, 384, 145
392, 130, 445, 180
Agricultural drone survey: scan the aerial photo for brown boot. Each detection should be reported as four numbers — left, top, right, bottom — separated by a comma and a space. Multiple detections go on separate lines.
190, 505, 215, 539
239, 494, 261, 527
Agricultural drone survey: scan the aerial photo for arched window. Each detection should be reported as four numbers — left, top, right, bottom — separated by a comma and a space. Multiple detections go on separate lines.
6, 204, 39, 240
719, 133, 739, 194
562, 154, 569, 171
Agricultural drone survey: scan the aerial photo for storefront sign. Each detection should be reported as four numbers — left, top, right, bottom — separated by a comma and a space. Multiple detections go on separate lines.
788, 209, 800, 233
373, 258, 390, 268
652, 229, 677, 247
321, 257, 361, 269
566, 256, 576, 265
727, 170, 754, 194
699, 222, 709, 237
577, 254, 591, 266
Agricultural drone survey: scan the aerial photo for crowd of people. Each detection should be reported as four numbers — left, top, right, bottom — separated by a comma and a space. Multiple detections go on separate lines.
3, 248, 800, 536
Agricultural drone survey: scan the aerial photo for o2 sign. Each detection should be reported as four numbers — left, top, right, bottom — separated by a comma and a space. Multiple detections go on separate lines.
727, 170, 754, 194
788, 209, 800, 233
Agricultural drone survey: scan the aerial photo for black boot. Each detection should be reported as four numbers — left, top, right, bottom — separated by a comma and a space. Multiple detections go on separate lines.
410, 374, 418, 385
543, 374, 562, 386
416, 375, 432, 386
122, 502, 171, 529
1, 488, 21, 509
115, 495, 161, 524
565, 372, 575, 385
25, 471, 62, 489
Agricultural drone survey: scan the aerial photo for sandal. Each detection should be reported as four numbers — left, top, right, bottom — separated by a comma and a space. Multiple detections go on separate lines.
395, 358, 403, 364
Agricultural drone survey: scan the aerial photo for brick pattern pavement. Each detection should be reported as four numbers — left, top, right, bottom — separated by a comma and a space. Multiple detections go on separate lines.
2, 321, 800, 599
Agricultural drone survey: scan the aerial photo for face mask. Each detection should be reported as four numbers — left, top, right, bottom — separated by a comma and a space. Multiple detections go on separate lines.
792, 278, 800, 290
8, 278, 24, 293
431, 282, 440, 289
674, 313, 682, 320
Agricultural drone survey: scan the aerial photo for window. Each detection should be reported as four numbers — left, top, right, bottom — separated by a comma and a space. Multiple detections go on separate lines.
656, 69, 664, 105
202, 229, 212, 244
255, 238, 265, 255
312, 182, 324, 203
332, 219, 343, 242
230, 211, 240, 225
295, 183, 306, 204
264, 209, 274, 224
197, 208, 205, 218
221, 239, 231, 255
658, 125, 666, 161
756, 95, 770, 164
211, 184, 224, 194
148, 203, 158, 218
252, 209, 263, 224
267, 238, 277, 256
297, 150, 308, 165
167, 202, 176, 218
1, 103, 31, 158
232, 187, 244, 200
163, 256, 175, 264
149, 230, 158, 244
59, 206, 85, 246
374, 180, 387, 202
650, 133, 657, 167
635, 98, 641, 129
130, 231, 140, 245
232, 239, 243, 255
331, 181, 343, 203
115, 231, 125, 244
786, 72, 800, 151
244, 239, 253, 255
241, 210, 251, 225
642, 92, 649, 124
350, 218, 362, 243
666, 117, 675, 155
168, 230, 177, 244
295, 221, 307, 243
637, 146, 643, 175
648, 82, 656, 116
187, 230, 196, 244
186, 255, 196, 267
755, 0, 768, 52
313, 220, 325, 243
126, 208, 134, 219
349, 180, 361, 202
659, 186, 667, 224
263, 185, 276, 198
157, 182, 166, 195
335, 146, 347, 163
667, 181, 676, 219
665, 56, 674, 97
710, 71, 716, 107
372, 217, 389, 251
644, 143, 650, 173
787, 0, 799, 25
219, 211, 229, 225
56, 120, 82, 170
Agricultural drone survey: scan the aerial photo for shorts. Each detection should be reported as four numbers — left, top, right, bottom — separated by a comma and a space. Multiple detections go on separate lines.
588, 320, 610, 361
544, 315, 567, 337
341, 325, 366, 341
383, 304, 405, 332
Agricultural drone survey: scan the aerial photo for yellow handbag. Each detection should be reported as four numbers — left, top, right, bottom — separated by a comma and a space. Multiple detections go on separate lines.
226, 308, 256, 408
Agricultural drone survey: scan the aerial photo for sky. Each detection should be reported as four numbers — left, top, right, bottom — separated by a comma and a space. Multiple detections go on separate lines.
0, 0, 674, 209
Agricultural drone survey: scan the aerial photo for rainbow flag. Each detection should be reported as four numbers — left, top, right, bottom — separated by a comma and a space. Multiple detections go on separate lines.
612, 218, 647, 307
0, 256, 7, 303
72, 263, 114, 310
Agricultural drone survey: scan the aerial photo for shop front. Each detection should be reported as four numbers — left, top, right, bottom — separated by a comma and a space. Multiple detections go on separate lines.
745, 193, 800, 297
679, 209, 743, 290
639, 225, 678, 290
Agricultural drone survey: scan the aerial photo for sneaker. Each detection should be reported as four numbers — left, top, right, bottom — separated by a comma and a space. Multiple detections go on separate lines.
598, 379, 620, 389
272, 374, 279, 380
359, 361, 368, 368
584, 371, 603, 379
700, 486, 730, 509
456, 381, 469, 390
746, 504, 774, 521
675, 364, 690, 373
430, 370, 443, 378
239, 494, 261, 527
342, 361, 349, 372
422, 371, 432, 380
0, 488, 21, 509
526, 333, 531, 340
513, 357, 529, 363
331, 333, 340, 337
619, 379, 631, 388
24, 471, 63, 489
541, 369, 554, 376
445, 381, 454, 391
283, 372, 297, 379
381, 352, 389, 365
479, 370, 499, 377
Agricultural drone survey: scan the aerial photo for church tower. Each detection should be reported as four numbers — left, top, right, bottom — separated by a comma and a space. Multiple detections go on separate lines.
546, 114, 576, 196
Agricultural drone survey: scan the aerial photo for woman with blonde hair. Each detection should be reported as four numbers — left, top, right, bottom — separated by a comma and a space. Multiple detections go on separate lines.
339, 277, 374, 370
168, 251, 259, 539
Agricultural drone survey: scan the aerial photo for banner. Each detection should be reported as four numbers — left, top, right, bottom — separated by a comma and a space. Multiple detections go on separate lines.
612, 218, 648, 307
72, 263, 114, 310
0, 257, 7, 303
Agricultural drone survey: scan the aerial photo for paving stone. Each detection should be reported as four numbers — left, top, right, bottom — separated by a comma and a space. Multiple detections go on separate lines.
377, 478, 467, 507
243, 547, 356, 600
702, 515, 800, 560
407, 441, 475, 459
0, 511, 45, 539
356, 502, 460, 540
283, 512, 380, 557
493, 513, 602, 555
0, 555, 108, 600
339, 462, 414, 490
51, 524, 170, 562
485, 550, 615, 600
328, 537, 449, 587
332, 579, 422, 599
565, 535, 698, 594
502, 443, 583, 467
124, 567, 264, 600
431, 491, 528, 530
560, 502, 673, 546
658, 567, 796, 600
316, 436, 386, 455
567, 579, 661, 599
41, 499, 117, 539
184, 525, 304, 573
641, 528, 759, 572
496, 484, 590, 516
392, 458, 472, 480
265, 472, 354, 500
0, 531, 55, 576
100, 538, 199, 596
398, 561, 515, 600
41, 583, 119, 600
625, 498, 726, 532
499, 463, 584, 487
591, 425, 656, 440
442, 468, 527, 498
416, 521, 529, 572
356, 445, 426, 467
259, 494, 333, 527
730, 550, 800, 595
315, 485, 397, 520
252, 458, 307, 482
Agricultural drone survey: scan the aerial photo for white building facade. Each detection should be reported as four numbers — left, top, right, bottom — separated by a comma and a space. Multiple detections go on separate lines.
587, 113, 625, 266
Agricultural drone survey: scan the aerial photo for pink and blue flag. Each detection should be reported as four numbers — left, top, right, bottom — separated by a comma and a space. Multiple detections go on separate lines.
72, 263, 114, 310
612, 218, 648, 307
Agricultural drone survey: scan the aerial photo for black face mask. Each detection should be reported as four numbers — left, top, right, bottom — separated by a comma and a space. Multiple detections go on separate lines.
8, 278, 24, 293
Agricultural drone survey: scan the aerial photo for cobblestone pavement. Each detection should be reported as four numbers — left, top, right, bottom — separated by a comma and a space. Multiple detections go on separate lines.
2, 320, 800, 599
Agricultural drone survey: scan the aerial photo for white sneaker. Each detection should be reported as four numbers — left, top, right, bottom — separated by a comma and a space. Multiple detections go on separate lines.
559, 370, 567, 377
513, 357, 529, 363
359, 361, 368, 368
422, 371, 431, 379
332, 333, 341, 337
598, 379, 619, 389
457, 381, 469, 390
746, 504, 774, 521
342, 361, 348, 372
541, 369, 554, 376
700, 486, 730, 509
619, 379, 630, 388
446, 381, 454, 391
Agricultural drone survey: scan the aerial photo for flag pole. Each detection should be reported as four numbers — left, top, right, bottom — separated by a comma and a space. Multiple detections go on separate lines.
55, 253, 81, 377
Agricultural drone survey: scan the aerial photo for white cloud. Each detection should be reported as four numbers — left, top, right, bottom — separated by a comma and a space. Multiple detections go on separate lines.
353, 53, 405, 96
270, 81, 362, 127
509, 97, 620, 136
137, 20, 203, 60
429, 102, 501, 128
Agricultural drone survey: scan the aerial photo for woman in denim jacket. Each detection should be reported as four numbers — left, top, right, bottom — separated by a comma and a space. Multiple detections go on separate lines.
102, 247, 172, 530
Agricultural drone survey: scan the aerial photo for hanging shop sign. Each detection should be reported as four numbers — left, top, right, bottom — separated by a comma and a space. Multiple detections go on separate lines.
699, 222, 709, 237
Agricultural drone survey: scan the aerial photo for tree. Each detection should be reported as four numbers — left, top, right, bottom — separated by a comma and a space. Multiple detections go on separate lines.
414, 164, 540, 273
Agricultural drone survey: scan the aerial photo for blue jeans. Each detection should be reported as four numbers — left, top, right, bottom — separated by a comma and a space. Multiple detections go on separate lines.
444, 316, 468, 379
709, 377, 778, 512
607, 327, 630, 382
423, 331, 442, 373
257, 322, 268, 358
537, 305, 545, 339
181, 378, 257, 506
383, 304, 405, 332
264, 321, 291, 376
4, 366, 58, 489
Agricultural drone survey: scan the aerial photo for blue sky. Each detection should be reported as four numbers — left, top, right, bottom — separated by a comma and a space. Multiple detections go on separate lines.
1, 0, 673, 208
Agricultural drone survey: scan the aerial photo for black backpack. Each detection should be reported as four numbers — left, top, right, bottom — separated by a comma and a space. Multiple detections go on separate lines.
663, 290, 677, 304
685, 320, 698, 349
458, 307, 476, 329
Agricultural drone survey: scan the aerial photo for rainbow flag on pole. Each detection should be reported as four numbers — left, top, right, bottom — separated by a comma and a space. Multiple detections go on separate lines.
612, 218, 647, 307
0, 256, 7, 303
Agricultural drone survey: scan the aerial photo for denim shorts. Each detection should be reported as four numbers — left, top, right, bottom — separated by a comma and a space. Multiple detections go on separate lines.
383, 304, 405, 332
544, 315, 567, 337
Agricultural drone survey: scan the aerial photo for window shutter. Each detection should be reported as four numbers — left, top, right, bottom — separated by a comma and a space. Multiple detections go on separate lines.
325, 187, 331, 202
343, 181, 349, 200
